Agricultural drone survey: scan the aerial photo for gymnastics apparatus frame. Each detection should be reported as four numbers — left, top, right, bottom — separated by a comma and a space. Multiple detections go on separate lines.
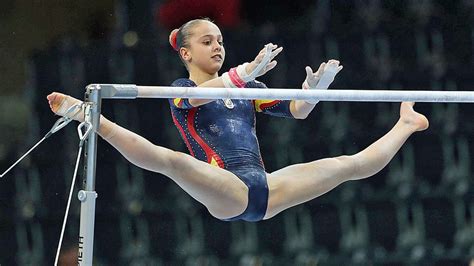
75, 83, 474, 265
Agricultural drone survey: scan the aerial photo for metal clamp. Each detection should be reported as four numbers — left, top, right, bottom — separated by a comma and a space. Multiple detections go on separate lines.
77, 122, 92, 147
1, 103, 84, 178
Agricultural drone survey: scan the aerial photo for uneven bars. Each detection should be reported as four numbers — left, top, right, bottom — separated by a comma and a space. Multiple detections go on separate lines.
93, 84, 474, 103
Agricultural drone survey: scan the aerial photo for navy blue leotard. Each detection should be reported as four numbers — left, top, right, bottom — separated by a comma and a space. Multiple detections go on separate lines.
169, 78, 294, 221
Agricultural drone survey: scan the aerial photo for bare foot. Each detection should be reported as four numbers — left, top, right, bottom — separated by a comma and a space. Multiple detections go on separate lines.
46, 92, 84, 121
47, 92, 65, 113
399, 102, 429, 132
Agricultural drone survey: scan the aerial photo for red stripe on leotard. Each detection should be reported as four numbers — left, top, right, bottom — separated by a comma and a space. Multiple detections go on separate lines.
186, 108, 225, 168
171, 112, 195, 156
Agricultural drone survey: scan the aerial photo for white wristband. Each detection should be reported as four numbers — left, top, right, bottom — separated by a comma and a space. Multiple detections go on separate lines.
236, 63, 252, 82
302, 81, 318, 104
221, 72, 238, 88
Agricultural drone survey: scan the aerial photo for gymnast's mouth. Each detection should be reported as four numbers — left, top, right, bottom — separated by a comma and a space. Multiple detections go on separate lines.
212, 55, 222, 60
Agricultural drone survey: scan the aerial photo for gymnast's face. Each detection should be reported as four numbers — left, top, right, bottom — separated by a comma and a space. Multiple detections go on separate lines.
182, 21, 225, 75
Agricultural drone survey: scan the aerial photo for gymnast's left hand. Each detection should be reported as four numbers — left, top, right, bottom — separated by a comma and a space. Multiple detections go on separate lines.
303, 59, 343, 90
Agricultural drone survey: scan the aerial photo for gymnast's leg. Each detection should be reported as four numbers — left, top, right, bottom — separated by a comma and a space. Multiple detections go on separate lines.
264, 102, 429, 219
47, 92, 248, 219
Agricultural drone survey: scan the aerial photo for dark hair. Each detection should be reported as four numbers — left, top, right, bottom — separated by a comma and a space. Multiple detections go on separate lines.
169, 18, 213, 51
169, 18, 214, 68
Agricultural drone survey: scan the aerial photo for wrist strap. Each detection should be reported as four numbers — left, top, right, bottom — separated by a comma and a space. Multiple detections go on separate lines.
222, 69, 246, 88
302, 81, 318, 104
229, 67, 246, 87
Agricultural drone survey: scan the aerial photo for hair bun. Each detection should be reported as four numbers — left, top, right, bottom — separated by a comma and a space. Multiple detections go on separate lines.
169, 29, 179, 51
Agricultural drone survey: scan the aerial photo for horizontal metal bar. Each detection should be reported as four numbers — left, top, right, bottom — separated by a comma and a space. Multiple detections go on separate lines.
96, 83, 474, 103
87, 84, 138, 99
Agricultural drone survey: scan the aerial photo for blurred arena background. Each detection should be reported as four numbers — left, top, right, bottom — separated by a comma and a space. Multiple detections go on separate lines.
0, 0, 473, 265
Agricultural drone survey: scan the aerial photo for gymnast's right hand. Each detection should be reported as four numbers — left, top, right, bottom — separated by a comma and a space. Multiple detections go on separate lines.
222, 43, 283, 87
245, 43, 283, 78
47, 92, 84, 122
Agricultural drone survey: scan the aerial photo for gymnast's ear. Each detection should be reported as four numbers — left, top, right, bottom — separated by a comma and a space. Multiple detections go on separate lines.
180, 47, 192, 62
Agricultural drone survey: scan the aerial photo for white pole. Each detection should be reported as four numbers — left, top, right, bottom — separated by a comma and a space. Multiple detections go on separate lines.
92, 84, 474, 103
136, 86, 474, 102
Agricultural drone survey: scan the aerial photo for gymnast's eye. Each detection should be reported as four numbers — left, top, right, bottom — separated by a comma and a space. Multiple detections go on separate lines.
203, 40, 211, 45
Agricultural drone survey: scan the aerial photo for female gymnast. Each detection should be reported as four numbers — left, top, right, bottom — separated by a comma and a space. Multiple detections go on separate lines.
47, 18, 429, 222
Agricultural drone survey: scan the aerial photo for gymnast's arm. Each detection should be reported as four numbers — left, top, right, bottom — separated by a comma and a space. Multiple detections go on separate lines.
188, 44, 283, 107
290, 60, 343, 119
289, 100, 317, 119
287, 63, 326, 119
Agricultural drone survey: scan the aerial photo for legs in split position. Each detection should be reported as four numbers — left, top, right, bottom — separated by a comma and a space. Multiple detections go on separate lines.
48, 93, 429, 221
263, 102, 429, 219
47, 93, 249, 219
